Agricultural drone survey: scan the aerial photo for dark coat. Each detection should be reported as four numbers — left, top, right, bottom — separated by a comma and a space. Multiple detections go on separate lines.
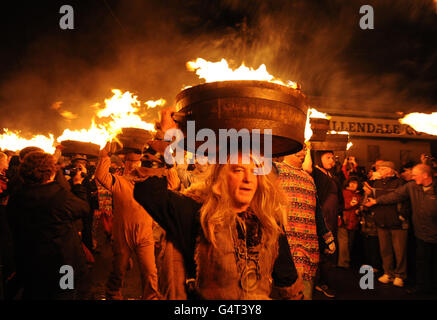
311, 167, 344, 234
6, 181, 89, 298
377, 178, 437, 243
368, 176, 406, 229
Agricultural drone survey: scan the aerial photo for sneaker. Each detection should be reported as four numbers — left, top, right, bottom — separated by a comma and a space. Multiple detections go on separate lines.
315, 284, 336, 298
393, 277, 404, 287
378, 274, 394, 284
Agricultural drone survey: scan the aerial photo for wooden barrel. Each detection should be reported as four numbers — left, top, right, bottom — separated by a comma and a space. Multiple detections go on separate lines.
60, 140, 100, 158
175, 80, 307, 157
310, 133, 349, 151
114, 128, 153, 154
309, 118, 330, 141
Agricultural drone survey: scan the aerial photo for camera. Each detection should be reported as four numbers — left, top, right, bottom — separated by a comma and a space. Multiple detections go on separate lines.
64, 167, 86, 178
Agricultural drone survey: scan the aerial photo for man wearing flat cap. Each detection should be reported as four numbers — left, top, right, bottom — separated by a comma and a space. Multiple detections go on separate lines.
366, 164, 437, 295
364, 161, 409, 288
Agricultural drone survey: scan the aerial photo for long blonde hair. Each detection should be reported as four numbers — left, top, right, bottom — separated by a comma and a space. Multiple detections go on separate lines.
185, 161, 287, 248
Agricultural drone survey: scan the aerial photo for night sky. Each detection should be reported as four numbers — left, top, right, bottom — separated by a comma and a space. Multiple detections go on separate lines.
0, 0, 436, 137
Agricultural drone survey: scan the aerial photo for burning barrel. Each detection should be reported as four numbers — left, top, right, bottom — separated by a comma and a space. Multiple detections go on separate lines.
309, 118, 330, 141
60, 140, 100, 158
175, 80, 307, 157
114, 127, 153, 154
310, 132, 349, 151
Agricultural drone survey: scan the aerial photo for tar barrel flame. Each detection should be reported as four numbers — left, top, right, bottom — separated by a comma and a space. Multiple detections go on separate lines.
145, 99, 166, 109
57, 120, 111, 148
329, 130, 350, 135
399, 112, 437, 136
304, 112, 313, 142
57, 89, 157, 148
347, 141, 353, 150
308, 108, 331, 119
304, 108, 332, 141
0, 129, 55, 153
187, 58, 298, 89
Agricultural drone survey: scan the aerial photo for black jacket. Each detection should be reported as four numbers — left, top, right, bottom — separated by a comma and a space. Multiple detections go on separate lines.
6, 181, 90, 297
311, 167, 344, 214
368, 176, 406, 229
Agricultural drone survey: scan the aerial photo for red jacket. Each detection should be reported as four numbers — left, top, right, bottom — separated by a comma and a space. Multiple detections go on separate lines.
341, 189, 362, 230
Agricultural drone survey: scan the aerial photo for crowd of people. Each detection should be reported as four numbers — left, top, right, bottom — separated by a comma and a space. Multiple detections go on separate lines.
0, 110, 436, 300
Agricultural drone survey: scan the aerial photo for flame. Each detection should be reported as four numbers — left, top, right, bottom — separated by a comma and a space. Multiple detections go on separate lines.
308, 108, 331, 119
304, 112, 313, 142
57, 89, 157, 148
329, 130, 350, 135
145, 99, 166, 108
187, 58, 298, 89
399, 112, 437, 136
347, 142, 353, 150
57, 120, 111, 148
304, 108, 331, 141
0, 129, 55, 153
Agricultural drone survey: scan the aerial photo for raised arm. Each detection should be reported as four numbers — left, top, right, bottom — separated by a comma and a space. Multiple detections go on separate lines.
94, 142, 115, 192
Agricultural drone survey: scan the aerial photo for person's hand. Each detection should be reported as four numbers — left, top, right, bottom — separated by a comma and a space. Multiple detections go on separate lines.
159, 106, 178, 134
363, 185, 372, 195
325, 241, 336, 254
72, 164, 87, 185
166, 167, 181, 191
53, 144, 64, 162
364, 197, 377, 207
289, 276, 304, 300
100, 141, 120, 158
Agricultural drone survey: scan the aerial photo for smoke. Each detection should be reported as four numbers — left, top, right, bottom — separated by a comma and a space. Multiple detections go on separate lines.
0, 0, 436, 139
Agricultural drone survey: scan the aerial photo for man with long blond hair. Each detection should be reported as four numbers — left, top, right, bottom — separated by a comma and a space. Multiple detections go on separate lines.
133, 109, 302, 300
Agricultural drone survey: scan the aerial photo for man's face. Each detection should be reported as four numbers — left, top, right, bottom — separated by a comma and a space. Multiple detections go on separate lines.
377, 166, 393, 178
412, 167, 425, 185
321, 153, 335, 170
226, 161, 258, 211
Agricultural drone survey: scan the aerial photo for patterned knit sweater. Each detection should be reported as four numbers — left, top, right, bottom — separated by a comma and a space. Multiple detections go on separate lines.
275, 161, 321, 281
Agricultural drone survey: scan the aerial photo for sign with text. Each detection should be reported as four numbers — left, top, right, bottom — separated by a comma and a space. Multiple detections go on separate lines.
329, 115, 435, 140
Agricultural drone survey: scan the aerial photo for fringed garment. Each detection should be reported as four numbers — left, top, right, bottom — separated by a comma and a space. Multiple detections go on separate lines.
275, 162, 320, 281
